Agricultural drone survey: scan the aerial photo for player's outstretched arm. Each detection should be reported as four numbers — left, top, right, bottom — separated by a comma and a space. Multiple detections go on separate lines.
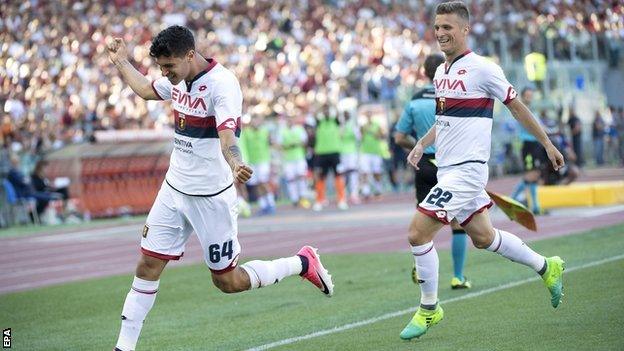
506, 98, 565, 170
106, 37, 159, 100
219, 129, 253, 183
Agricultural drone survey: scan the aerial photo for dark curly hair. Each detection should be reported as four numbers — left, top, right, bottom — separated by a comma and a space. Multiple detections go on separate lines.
149, 25, 195, 58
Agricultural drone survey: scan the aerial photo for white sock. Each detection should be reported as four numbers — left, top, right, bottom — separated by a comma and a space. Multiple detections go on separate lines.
241, 256, 302, 289
411, 242, 439, 305
487, 229, 545, 271
348, 171, 359, 196
115, 277, 159, 351
287, 180, 299, 203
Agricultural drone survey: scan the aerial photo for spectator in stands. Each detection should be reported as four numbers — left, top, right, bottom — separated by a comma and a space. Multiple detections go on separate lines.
31, 160, 67, 216
616, 107, 624, 166
6, 154, 32, 200
524, 51, 547, 93
6, 154, 61, 219
541, 112, 579, 186
605, 109, 621, 165
592, 110, 606, 165
567, 109, 584, 167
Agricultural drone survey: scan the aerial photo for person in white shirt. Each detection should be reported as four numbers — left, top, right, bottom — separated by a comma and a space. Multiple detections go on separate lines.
107, 25, 333, 351
399, 2, 566, 341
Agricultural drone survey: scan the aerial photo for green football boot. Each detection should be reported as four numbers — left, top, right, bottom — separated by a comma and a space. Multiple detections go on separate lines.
451, 276, 472, 289
400, 305, 444, 340
541, 256, 565, 308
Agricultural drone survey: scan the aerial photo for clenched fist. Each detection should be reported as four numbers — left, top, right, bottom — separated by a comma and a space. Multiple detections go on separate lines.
233, 163, 253, 183
106, 37, 128, 65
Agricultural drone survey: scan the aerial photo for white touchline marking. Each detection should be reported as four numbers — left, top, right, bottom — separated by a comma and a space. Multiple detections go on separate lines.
246, 253, 624, 351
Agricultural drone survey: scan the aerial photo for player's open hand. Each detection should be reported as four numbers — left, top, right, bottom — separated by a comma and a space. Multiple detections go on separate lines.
234, 163, 253, 183
407, 143, 424, 170
545, 143, 565, 171
106, 37, 128, 65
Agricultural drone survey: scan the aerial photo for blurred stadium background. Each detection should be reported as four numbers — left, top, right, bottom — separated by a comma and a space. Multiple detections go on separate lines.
0, 1, 623, 350
0, 0, 623, 224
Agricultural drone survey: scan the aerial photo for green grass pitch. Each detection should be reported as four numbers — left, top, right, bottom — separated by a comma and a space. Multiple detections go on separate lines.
1, 224, 623, 350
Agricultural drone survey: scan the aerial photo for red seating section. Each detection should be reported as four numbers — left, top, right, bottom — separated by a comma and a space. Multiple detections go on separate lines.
79, 155, 168, 218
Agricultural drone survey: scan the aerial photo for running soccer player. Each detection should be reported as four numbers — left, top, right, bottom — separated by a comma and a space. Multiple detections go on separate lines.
107, 26, 333, 351
400, 2, 565, 340
395, 53, 472, 290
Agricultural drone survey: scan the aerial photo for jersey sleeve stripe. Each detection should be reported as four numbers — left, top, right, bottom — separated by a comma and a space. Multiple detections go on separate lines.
217, 117, 242, 137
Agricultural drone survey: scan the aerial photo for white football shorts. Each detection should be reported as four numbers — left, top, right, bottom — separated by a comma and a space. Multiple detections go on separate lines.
337, 153, 359, 173
141, 181, 241, 274
282, 159, 308, 181
418, 162, 493, 226
359, 153, 383, 174
247, 162, 271, 185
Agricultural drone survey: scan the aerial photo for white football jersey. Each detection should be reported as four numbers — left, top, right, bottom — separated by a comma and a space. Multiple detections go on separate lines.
432, 50, 517, 167
152, 59, 242, 195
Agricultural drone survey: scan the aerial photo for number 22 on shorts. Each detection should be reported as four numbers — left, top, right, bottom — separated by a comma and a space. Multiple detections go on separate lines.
425, 187, 453, 208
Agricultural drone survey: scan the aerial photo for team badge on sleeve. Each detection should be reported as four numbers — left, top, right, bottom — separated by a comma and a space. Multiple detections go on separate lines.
142, 225, 149, 238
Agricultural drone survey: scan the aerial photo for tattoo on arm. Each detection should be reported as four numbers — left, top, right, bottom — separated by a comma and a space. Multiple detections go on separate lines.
225, 145, 242, 166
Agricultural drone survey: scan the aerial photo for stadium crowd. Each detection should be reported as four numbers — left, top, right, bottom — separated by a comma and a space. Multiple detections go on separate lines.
1, 0, 623, 224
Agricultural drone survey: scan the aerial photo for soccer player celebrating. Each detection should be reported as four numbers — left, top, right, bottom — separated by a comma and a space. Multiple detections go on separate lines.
400, 2, 565, 340
107, 26, 333, 351
395, 53, 472, 290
